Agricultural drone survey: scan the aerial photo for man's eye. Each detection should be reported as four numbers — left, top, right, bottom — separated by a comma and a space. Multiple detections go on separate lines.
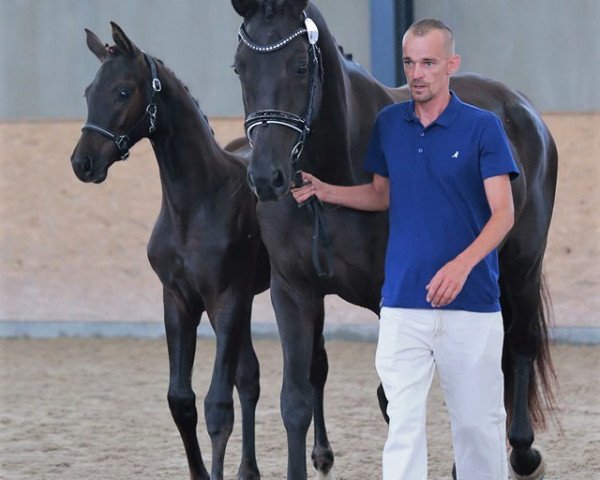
119, 89, 131, 99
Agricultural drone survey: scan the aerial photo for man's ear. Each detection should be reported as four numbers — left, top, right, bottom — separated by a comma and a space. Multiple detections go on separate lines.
448, 54, 461, 75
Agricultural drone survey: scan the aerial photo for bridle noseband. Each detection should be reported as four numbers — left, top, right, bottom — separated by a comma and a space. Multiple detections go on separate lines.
81, 52, 162, 161
238, 13, 335, 278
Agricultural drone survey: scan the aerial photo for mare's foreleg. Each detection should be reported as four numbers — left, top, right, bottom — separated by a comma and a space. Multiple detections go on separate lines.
234, 316, 261, 480
163, 289, 209, 480
204, 290, 257, 480
272, 277, 321, 480
310, 305, 334, 479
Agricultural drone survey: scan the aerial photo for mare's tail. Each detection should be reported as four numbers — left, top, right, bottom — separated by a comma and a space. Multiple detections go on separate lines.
504, 273, 560, 429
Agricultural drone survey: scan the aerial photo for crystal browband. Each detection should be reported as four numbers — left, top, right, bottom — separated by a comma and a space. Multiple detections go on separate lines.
238, 24, 307, 53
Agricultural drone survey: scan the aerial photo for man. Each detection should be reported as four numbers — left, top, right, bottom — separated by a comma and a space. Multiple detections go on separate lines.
292, 19, 518, 480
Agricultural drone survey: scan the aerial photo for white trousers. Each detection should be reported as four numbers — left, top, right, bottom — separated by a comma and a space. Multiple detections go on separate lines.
375, 307, 508, 480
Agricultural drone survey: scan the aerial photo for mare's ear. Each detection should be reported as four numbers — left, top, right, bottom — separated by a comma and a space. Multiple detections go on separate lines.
110, 21, 142, 59
285, 0, 309, 17
232, 0, 259, 18
85, 28, 108, 62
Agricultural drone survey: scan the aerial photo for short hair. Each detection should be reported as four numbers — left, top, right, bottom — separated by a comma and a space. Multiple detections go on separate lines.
406, 18, 455, 55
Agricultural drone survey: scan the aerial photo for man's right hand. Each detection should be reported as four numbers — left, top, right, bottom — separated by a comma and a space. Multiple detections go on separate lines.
291, 171, 326, 204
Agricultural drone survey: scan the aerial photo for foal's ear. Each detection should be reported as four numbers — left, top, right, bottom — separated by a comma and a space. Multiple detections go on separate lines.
231, 0, 259, 18
85, 28, 108, 62
110, 21, 142, 59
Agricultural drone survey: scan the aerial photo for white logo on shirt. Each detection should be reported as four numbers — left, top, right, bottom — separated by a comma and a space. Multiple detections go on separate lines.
451, 151, 459, 158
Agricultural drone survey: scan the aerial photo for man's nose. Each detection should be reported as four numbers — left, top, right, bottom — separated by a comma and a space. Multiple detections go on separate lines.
413, 63, 423, 78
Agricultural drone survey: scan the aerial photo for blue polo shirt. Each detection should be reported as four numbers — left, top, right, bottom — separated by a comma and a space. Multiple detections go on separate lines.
364, 92, 519, 312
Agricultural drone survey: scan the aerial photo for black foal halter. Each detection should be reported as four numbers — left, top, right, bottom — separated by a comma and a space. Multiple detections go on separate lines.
238, 13, 334, 278
81, 53, 162, 161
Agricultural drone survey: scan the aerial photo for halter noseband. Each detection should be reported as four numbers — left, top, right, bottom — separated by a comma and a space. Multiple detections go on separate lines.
81, 52, 162, 161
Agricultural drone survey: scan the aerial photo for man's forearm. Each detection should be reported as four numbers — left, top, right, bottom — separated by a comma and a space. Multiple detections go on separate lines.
455, 208, 514, 269
321, 183, 389, 211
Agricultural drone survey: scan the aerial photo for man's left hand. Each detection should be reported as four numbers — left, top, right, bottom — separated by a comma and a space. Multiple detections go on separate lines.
426, 259, 472, 308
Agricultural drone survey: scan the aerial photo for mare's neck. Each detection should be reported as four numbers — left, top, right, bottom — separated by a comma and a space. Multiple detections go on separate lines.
305, 4, 401, 186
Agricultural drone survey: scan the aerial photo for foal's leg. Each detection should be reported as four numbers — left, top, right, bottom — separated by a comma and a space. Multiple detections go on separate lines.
163, 289, 209, 480
271, 276, 321, 480
234, 323, 261, 480
204, 289, 255, 480
310, 305, 334, 479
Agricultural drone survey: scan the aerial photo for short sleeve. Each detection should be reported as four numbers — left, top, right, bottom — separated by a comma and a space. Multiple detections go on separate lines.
363, 116, 389, 178
479, 115, 520, 181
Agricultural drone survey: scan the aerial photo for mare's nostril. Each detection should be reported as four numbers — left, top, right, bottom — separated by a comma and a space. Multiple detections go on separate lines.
270, 169, 286, 189
82, 155, 93, 176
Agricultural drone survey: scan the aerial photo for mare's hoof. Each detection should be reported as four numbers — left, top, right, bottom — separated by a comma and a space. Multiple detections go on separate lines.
452, 463, 457, 479
312, 446, 334, 478
509, 448, 546, 480
315, 469, 335, 480
237, 460, 260, 480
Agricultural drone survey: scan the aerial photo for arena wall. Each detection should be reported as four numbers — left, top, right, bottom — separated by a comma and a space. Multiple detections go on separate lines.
1, 0, 598, 120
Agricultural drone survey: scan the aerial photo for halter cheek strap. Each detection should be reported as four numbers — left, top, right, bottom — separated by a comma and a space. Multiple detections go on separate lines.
81, 53, 162, 161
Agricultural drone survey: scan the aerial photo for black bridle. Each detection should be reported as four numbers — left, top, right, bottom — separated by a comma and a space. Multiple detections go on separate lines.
81, 53, 162, 161
238, 13, 334, 278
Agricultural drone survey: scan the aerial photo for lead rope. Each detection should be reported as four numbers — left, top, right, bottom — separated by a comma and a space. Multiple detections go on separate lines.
292, 29, 334, 278
291, 12, 334, 278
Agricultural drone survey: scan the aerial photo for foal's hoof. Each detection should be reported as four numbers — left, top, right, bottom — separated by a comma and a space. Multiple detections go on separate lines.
452, 463, 457, 479
312, 446, 334, 479
509, 449, 546, 480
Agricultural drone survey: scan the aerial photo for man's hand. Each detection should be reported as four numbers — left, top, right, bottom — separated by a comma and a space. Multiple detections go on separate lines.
426, 258, 472, 308
291, 172, 325, 204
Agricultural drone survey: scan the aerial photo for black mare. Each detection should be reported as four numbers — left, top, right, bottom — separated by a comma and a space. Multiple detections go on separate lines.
231, 1, 558, 479
70, 23, 270, 480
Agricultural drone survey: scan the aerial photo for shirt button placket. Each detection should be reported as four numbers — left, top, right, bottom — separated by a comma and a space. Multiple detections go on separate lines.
417, 130, 425, 154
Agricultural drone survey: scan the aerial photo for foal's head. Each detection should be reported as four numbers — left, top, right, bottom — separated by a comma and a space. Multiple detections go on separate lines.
71, 22, 160, 183
232, 0, 323, 200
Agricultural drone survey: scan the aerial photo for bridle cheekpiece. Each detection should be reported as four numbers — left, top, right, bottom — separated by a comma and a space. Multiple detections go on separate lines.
237, 13, 334, 278
239, 13, 322, 177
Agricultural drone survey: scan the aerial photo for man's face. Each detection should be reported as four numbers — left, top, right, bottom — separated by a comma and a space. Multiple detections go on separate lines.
402, 30, 459, 103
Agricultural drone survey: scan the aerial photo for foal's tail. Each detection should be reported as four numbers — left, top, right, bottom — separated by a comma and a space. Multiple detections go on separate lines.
505, 274, 560, 430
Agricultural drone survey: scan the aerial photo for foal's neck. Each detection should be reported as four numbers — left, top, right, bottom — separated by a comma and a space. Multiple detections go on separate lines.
149, 72, 231, 206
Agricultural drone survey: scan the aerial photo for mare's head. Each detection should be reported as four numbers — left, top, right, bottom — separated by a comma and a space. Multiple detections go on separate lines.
232, 0, 324, 200
70, 22, 161, 183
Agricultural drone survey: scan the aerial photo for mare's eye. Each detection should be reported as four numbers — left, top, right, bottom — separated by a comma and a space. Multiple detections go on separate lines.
231, 64, 240, 76
119, 89, 131, 99
296, 63, 308, 75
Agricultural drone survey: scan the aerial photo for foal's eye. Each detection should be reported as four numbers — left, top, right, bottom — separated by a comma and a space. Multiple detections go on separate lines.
119, 89, 131, 99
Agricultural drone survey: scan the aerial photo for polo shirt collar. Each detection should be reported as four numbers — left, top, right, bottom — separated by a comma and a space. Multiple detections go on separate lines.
405, 91, 463, 127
